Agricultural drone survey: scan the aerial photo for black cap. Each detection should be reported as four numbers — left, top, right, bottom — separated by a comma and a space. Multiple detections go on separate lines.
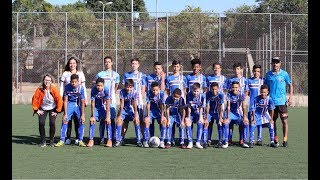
271, 57, 280, 63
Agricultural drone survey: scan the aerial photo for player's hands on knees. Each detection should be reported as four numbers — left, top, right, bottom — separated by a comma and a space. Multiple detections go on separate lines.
180, 121, 185, 128
270, 119, 274, 125
203, 118, 209, 126
81, 115, 85, 123
62, 115, 68, 123
219, 117, 223, 125
160, 116, 167, 124
105, 117, 111, 125
37, 109, 44, 116
90, 116, 96, 124
199, 116, 204, 124
243, 116, 249, 125
251, 117, 256, 125
223, 118, 229, 124
51, 111, 57, 117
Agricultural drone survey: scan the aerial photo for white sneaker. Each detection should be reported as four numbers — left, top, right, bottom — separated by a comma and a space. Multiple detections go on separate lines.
74, 139, 79, 145
195, 142, 203, 149
143, 141, 149, 148
242, 142, 249, 148
221, 142, 228, 149
159, 141, 165, 149
187, 142, 193, 149
65, 139, 71, 145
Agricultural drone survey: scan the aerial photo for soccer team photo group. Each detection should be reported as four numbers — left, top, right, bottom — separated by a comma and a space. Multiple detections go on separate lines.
32, 56, 292, 150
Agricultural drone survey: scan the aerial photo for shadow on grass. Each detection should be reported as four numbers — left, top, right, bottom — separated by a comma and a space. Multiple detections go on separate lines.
12, 135, 41, 145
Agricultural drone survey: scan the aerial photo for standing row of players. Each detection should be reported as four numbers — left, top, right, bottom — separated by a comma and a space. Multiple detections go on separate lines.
32, 56, 293, 149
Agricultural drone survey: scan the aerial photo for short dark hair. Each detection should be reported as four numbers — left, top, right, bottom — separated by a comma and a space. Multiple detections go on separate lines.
104, 56, 113, 62
231, 81, 239, 85
233, 62, 242, 69
173, 88, 182, 96
151, 81, 160, 88
172, 60, 180, 66
191, 58, 201, 66
96, 77, 105, 84
210, 82, 219, 88
192, 82, 201, 89
70, 74, 79, 81
154, 61, 162, 67
213, 62, 221, 68
131, 58, 140, 63
260, 84, 269, 90
125, 79, 134, 86
253, 64, 261, 69
271, 57, 281, 63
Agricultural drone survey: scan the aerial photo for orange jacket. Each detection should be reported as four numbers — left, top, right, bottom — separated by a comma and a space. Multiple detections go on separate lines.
32, 84, 63, 113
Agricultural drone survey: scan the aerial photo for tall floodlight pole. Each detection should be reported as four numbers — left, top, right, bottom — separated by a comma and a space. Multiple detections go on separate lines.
131, 0, 134, 58
98, 1, 113, 70
155, 0, 158, 62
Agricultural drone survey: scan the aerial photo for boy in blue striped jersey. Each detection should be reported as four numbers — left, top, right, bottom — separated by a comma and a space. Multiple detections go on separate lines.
185, 83, 206, 149
87, 78, 112, 147
204, 82, 225, 148
55, 74, 86, 147
247, 64, 265, 146
225, 63, 249, 146
165, 60, 187, 146
122, 58, 146, 145
249, 84, 277, 148
225, 81, 249, 148
114, 79, 142, 147
165, 88, 186, 148
144, 81, 167, 148
206, 62, 227, 145
145, 62, 166, 137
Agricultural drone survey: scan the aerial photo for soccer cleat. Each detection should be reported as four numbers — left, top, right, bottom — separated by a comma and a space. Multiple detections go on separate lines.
87, 139, 94, 147
256, 140, 262, 146
187, 142, 193, 149
39, 142, 46, 147
207, 140, 212, 146
242, 142, 250, 148
65, 139, 71, 145
215, 142, 223, 148
136, 141, 143, 147
114, 141, 121, 147
105, 140, 113, 147
248, 141, 254, 148
202, 143, 208, 149
171, 140, 176, 147
179, 143, 187, 149
159, 142, 165, 149
74, 139, 79, 145
282, 141, 288, 147
54, 140, 65, 147
221, 142, 228, 149
100, 139, 105, 146
228, 139, 233, 146
270, 141, 278, 148
165, 142, 171, 149
121, 140, 126, 146
143, 141, 149, 148
49, 141, 55, 147
78, 141, 86, 147
195, 142, 203, 149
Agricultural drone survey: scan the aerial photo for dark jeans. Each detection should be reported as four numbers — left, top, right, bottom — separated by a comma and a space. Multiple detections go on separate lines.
38, 109, 57, 143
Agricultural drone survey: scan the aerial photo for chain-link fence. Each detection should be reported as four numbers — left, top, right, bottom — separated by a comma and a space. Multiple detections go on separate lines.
12, 12, 308, 100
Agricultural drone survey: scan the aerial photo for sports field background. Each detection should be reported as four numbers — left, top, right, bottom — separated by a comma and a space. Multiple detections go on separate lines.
12, 105, 307, 179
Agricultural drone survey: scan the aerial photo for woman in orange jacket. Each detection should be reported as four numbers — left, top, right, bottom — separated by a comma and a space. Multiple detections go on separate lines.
32, 73, 63, 147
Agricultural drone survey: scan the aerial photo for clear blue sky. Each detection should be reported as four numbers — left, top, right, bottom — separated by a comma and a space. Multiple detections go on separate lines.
45, 0, 258, 13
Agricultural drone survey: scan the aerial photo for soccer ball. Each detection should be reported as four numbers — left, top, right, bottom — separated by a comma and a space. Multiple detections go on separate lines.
149, 136, 161, 148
